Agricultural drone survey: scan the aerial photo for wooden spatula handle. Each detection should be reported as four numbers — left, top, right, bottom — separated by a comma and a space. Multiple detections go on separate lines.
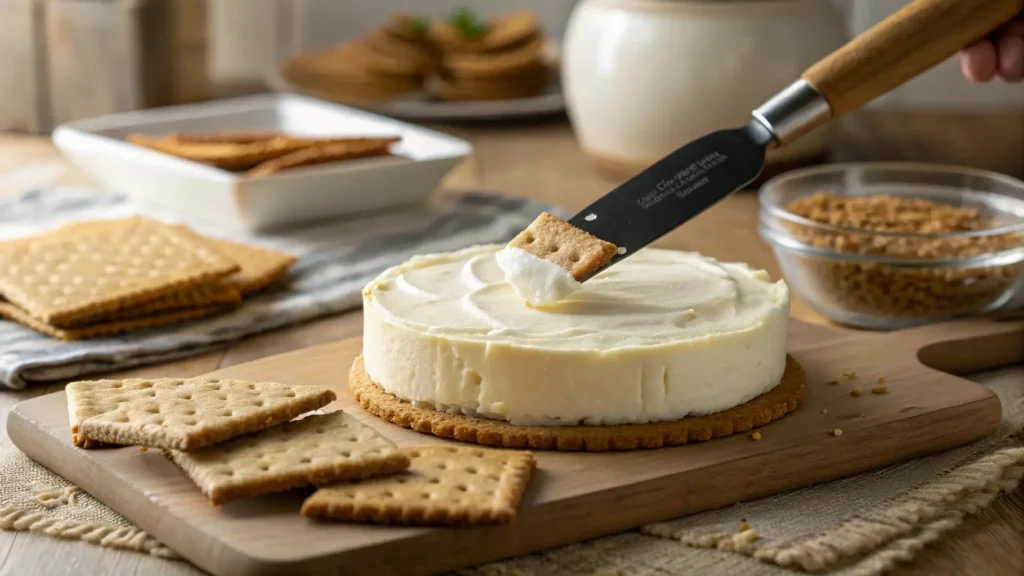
802, 0, 1024, 117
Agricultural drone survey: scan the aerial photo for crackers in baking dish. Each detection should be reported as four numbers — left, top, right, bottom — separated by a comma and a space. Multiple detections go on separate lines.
126, 132, 400, 176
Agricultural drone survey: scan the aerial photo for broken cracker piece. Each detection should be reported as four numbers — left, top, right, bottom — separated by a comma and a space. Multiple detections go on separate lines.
200, 237, 296, 295
247, 138, 400, 177
167, 411, 409, 505
301, 445, 535, 526
508, 212, 617, 280
67, 377, 335, 450
127, 135, 313, 171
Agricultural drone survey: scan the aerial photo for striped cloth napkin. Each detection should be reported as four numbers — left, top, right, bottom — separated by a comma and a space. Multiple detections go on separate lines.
0, 188, 559, 389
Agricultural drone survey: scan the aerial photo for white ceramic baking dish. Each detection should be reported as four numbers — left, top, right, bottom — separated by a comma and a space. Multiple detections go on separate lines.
52, 93, 473, 233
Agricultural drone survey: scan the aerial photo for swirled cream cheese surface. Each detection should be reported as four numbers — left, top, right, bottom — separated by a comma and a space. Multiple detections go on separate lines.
362, 244, 790, 425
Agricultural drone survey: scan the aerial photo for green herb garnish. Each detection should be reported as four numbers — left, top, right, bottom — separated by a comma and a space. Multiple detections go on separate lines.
448, 7, 488, 41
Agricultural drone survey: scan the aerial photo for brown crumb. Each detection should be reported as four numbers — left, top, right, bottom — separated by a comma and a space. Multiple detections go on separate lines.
851, 387, 863, 397
739, 522, 751, 532
877, 376, 886, 383
827, 379, 840, 386
843, 371, 857, 380
832, 428, 843, 437
783, 192, 1024, 320
750, 432, 762, 441
139, 447, 148, 452
872, 385, 889, 395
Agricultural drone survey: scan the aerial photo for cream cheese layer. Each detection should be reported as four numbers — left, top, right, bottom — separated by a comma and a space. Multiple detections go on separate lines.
495, 246, 582, 306
362, 244, 790, 425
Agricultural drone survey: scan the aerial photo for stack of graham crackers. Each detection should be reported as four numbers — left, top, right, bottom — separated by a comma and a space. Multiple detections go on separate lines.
429, 9, 552, 102
279, 9, 552, 104
67, 377, 535, 526
0, 216, 296, 340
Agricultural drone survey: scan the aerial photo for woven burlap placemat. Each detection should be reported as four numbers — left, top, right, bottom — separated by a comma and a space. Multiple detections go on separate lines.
3, 366, 1022, 575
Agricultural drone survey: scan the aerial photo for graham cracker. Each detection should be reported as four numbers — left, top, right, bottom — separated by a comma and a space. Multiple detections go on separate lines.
301, 445, 535, 526
166, 132, 281, 144
49, 220, 243, 320
59, 220, 295, 296
278, 58, 423, 104
507, 212, 618, 280
127, 135, 312, 171
66, 283, 241, 326
431, 64, 549, 102
247, 138, 399, 177
0, 226, 234, 327
349, 354, 807, 451
298, 40, 425, 78
67, 377, 336, 451
166, 411, 410, 505
442, 35, 545, 78
0, 217, 238, 326
366, 26, 439, 74
0, 301, 228, 341
197, 237, 296, 295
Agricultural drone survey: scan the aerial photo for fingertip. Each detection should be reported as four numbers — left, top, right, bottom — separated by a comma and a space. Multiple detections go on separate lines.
960, 41, 999, 83
997, 34, 1024, 82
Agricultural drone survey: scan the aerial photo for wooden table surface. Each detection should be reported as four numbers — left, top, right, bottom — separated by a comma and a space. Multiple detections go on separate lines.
0, 113, 1022, 575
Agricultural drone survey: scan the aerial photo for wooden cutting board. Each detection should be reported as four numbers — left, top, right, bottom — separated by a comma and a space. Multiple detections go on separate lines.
8, 317, 1024, 576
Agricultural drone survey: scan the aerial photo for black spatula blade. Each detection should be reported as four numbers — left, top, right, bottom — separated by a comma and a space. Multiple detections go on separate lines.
568, 121, 775, 270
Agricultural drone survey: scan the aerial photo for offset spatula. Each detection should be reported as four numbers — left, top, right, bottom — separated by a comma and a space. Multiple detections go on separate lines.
570, 0, 1024, 272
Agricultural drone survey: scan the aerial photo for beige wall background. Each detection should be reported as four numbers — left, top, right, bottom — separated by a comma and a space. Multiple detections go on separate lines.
208, 0, 1024, 111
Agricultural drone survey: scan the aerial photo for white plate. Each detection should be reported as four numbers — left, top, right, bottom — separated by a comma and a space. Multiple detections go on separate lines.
52, 94, 472, 233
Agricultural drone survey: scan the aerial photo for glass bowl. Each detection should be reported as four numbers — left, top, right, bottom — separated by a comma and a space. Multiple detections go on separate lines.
758, 162, 1024, 330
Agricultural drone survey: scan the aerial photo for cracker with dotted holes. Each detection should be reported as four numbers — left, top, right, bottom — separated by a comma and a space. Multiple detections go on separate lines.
47, 221, 241, 323
507, 212, 618, 280
66, 377, 336, 451
301, 445, 535, 526
0, 301, 229, 342
57, 220, 296, 297
247, 138, 400, 177
0, 217, 238, 326
166, 411, 409, 505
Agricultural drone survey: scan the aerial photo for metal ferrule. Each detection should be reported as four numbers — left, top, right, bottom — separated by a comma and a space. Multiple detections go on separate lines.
752, 80, 832, 147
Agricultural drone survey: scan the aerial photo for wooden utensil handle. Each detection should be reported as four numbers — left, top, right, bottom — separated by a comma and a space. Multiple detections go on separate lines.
802, 0, 1024, 117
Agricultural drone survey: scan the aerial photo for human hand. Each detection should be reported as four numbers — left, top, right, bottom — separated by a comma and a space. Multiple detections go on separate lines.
959, 15, 1024, 83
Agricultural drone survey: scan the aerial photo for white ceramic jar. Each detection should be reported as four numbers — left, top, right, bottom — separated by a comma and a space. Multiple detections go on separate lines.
562, 0, 848, 178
